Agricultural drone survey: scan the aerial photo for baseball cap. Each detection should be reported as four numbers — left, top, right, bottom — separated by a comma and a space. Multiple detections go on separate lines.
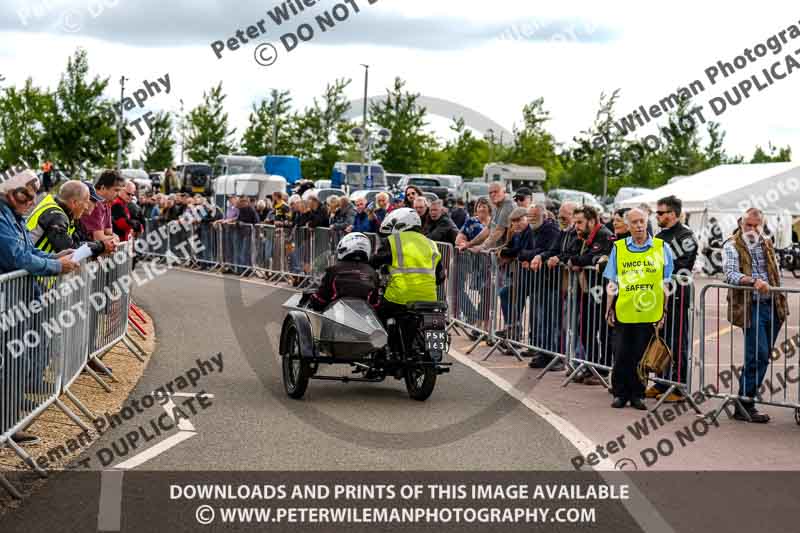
393, 193, 405, 203
513, 187, 532, 200
83, 181, 103, 202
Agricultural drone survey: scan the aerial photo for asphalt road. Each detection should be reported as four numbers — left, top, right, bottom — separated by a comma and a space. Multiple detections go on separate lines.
3, 269, 641, 532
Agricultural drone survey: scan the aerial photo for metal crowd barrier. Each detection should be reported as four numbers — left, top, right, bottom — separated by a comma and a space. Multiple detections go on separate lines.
699, 283, 800, 423
563, 266, 612, 387
143, 219, 170, 260
194, 222, 219, 269
0, 270, 65, 477
435, 242, 454, 316
1, 241, 143, 496
217, 223, 254, 276
448, 250, 496, 349
649, 273, 697, 412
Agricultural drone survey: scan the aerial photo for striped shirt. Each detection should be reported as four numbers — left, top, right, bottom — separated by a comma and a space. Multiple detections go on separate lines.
723, 238, 778, 298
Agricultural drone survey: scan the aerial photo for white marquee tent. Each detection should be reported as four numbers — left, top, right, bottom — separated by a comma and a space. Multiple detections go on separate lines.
619, 163, 800, 249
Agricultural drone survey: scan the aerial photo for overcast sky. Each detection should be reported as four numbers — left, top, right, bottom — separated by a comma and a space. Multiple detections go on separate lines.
1, 0, 799, 166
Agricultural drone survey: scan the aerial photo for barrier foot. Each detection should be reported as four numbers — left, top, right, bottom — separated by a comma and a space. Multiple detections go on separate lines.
55, 397, 92, 433
706, 395, 746, 424
536, 355, 566, 380
64, 387, 98, 422
504, 342, 525, 362
0, 472, 22, 499
649, 384, 703, 415
83, 364, 113, 393
123, 334, 147, 362
561, 363, 587, 387
6, 435, 47, 478
464, 333, 487, 355
128, 316, 147, 340
90, 357, 119, 383
129, 303, 147, 324
481, 340, 502, 361
586, 365, 610, 388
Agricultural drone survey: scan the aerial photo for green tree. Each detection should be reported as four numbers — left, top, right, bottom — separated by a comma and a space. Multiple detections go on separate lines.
750, 142, 792, 163
560, 90, 629, 195
440, 118, 489, 178
0, 78, 54, 169
185, 82, 237, 163
240, 89, 295, 156
369, 77, 436, 174
507, 97, 564, 188
45, 48, 123, 173
657, 94, 707, 181
141, 112, 176, 170
294, 78, 355, 180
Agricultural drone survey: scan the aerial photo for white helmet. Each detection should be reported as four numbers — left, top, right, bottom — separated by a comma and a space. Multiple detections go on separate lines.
379, 207, 421, 234
336, 232, 372, 261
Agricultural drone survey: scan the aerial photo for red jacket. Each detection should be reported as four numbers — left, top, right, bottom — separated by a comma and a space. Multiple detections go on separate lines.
111, 197, 137, 241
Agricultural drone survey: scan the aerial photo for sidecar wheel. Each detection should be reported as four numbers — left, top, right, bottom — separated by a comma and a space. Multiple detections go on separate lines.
282, 324, 311, 399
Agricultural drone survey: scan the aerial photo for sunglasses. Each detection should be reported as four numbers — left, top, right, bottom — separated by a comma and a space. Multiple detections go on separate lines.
15, 188, 36, 202
655, 210, 672, 216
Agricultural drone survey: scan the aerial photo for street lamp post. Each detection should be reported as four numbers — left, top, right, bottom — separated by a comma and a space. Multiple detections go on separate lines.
179, 98, 185, 163
350, 126, 391, 193
360, 64, 369, 191
116, 76, 127, 169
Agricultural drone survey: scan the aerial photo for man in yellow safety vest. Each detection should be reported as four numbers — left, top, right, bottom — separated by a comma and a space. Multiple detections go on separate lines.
604, 207, 674, 410
370, 207, 446, 349
26, 180, 109, 258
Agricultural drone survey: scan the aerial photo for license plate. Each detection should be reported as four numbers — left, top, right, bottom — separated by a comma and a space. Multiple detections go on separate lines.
425, 330, 447, 361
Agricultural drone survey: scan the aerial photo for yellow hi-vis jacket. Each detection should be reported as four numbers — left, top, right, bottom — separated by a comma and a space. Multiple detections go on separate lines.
614, 238, 665, 323
26, 194, 75, 254
384, 231, 441, 305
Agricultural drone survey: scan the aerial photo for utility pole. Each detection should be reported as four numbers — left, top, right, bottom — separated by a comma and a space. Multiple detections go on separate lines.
272, 92, 278, 155
116, 76, 127, 169
361, 64, 369, 189
602, 112, 611, 201
179, 99, 185, 163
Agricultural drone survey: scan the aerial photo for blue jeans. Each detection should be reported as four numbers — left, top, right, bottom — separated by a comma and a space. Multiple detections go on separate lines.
498, 271, 528, 334
739, 300, 783, 399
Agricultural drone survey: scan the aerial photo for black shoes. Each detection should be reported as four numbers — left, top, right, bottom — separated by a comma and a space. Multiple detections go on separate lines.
611, 397, 646, 410
732, 402, 771, 423
629, 398, 647, 410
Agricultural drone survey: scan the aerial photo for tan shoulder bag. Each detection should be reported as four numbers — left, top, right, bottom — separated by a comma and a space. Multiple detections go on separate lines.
638, 325, 672, 384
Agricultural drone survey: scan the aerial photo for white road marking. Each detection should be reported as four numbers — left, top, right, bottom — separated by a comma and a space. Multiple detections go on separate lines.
98, 391, 211, 531
111, 431, 196, 471
449, 347, 677, 533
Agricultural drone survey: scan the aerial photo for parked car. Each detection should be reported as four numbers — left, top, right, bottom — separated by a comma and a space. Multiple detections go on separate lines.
213, 155, 266, 176
315, 188, 344, 205
331, 162, 386, 192
385, 173, 406, 193
120, 168, 152, 194
422, 192, 439, 204
397, 175, 449, 201
614, 187, 651, 207
546, 189, 605, 213
213, 174, 286, 210
432, 175, 463, 205
148, 171, 164, 193
349, 189, 387, 206
176, 162, 214, 196
462, 181, 489, 203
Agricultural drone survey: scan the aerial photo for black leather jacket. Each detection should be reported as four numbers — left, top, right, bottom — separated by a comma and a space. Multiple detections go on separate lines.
310, 260, 379, 311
